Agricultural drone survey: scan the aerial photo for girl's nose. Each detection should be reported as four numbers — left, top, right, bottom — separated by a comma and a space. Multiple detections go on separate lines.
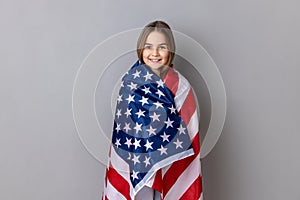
151, 48, 159, 56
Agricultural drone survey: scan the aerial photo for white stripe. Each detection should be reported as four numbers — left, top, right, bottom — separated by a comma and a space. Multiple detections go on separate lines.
174, 72, 190, 111
199, 192, 203, 200
110, 146, 130, 182
145, 172, 155, 188
164, 154, 201, 200
105, 179, 127, 200
161, 164, 170, 177
186, 110, 199, 140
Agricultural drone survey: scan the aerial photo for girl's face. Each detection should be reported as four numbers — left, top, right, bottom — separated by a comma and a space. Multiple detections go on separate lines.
142, 31, 169, 76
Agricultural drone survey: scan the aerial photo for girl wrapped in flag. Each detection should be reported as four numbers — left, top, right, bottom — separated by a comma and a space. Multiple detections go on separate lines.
103, 21, 203, 200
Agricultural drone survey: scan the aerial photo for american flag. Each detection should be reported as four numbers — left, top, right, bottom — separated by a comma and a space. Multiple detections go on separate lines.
103, 61, 202, 199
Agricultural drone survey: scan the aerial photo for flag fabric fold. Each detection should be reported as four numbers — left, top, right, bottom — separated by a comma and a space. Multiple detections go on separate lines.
103, 61, 202, 200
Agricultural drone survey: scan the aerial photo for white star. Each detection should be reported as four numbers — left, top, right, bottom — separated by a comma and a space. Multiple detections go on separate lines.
146, 125, 157, 136
169, 105, 176, 114
177, 124, 186, 135
133, 122, 142, 133
160, 132, 170, 142
115, 123, 121, 132
128, 82, 138, 91
123, 123, 131, 133
124, 108, 132, 118
157, 145, 168, 155
120, 80, 124, 88
117, 94, 122, 104
155, 89, 165, 98
124, 137, 132, 148
143, 156, 151, 167
139, 96, 149, 106
156, 79, 164, 88
116, 109, 122, 118
133, 138, 141, 149
126, 94, 135, 104
131, 170, 139, 180
150, 112, 160, 122
164, 117, 174, 128
135, 109, 145, 118
127, 153, 131, 160
173, 138, 183, 149
144, 71, 153, 81
142, 86, 151, 94
153, 101, 163, 109
132, 154, 140, 165
144, 139, 153, 151
132, 70, 141, 79
115, 138, 121, 148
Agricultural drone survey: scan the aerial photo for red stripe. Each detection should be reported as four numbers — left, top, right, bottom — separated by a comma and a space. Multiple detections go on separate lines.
152, 169, 163, 192
106, 166, 131, 200
179, 176, 202, 200
163, 69, 201, 198
164, 68, 179, 97
179, 88, 196, 126
162, 134, 200, 196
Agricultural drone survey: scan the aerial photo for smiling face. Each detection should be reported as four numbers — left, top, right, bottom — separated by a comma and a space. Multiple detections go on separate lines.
142, 31, 170, 77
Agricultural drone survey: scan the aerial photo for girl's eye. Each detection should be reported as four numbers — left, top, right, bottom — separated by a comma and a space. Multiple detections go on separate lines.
144, 45, 152, 49
159, 45, 167, 50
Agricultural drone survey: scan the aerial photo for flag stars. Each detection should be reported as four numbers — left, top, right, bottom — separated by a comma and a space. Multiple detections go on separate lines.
177, 124, 186, 135
132, 154, 140, 165
146, 125, 156, 136
133, 138, 141, 149
156, 89, 165, 98
123, 123, 131, 133
153, 101, 163, 109
164, 117, 174, 128
144, 139, 153, 151
144, 71, 153, 81
128, 82, 138, 91
169, 105, 176, 114
115, 123, 121, 133
157, 145, 168, 155
115, 138, 121, 148
135, 109, 145, 118
126, 94, 135, 104
156, 79, 164, 88
132, 70, 141, 79
124, 137, 132, 148
173, 138, 183, 149
133, 122, 142, 133
124, 108, 132, 118
127, 153, 131, 160
117, 94, 122, 104
160, 132, 170, 142
131, 170, 139, 181
139, 96, 149, 106
142, 86, 151, 94
116, 109, 122, 118
143, 156, 151, 167
150, 112, 160, 122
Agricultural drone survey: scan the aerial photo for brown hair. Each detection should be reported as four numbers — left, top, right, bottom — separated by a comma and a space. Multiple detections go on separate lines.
137, 21, 176, 67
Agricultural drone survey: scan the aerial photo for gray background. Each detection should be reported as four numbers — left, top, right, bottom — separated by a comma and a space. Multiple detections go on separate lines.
1, 0, 300, 200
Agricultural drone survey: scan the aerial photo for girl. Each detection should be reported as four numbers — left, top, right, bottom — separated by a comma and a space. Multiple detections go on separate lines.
103, 21, 202, 200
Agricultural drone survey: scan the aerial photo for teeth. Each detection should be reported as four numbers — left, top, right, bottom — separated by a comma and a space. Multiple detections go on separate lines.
150, 59, 160, 62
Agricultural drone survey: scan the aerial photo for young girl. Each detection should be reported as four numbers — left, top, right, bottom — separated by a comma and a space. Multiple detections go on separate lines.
103, 21, 202, 200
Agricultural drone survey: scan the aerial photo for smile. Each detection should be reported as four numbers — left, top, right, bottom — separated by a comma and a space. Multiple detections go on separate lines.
149, 58, 162, 63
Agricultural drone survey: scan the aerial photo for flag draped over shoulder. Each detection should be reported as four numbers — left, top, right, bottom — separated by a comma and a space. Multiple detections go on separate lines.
103, 61, 202, 200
